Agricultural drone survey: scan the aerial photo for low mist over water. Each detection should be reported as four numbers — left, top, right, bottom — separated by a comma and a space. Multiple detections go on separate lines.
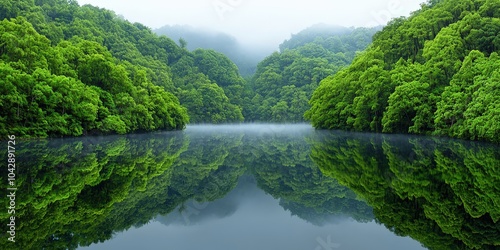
185, 123, 314, 134
2, 124, 499, 249
3, 1, 500, 249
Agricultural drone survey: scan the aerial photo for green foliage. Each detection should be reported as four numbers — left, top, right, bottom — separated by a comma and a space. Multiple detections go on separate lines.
0, 3, 192, 137
307, 0, 500, 143
245, 131, 373, 224
166, 47, 246, 123
279, 25, 376, 54
305, 48, 390, 131
311, 130, 500, 249
435, 51, 500, 142
246, 26, 379, 122
0, 126, 380, 249
0, 132, 189, 250
0, 0, 261, 136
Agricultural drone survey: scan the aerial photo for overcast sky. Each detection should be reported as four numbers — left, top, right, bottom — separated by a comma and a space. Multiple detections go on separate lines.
77, 0, 425, 48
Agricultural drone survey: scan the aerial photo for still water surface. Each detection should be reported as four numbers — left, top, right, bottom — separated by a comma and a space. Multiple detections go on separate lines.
2, 124, 499, 249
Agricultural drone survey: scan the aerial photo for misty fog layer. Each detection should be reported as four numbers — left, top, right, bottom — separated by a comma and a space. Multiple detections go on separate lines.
154, 25, 274, 76
76, 0, 424, 47
7, 123, 499, 249
78, 124, 425, 250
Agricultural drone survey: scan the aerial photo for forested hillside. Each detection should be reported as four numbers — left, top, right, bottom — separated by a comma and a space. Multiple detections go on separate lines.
0, 0, 247, 138
4, 0, 497, 143
244, 25, 379, 122
306, 0, 500, 143
155, 25, 269, 76
0, 0, 382, 138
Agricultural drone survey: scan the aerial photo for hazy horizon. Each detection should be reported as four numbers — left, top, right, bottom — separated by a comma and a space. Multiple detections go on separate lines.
77, 0, 425, 50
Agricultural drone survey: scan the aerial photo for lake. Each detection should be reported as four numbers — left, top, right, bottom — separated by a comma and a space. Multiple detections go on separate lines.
1, 124, 499, 249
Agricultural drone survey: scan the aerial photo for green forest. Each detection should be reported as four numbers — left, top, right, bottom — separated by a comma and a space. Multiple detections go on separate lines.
246, 25, 378, 122
0, 0, 376, 137
0, 126, 373, 249
306, 0, 500, 143
2, 126, 497, 249
311, 131, 500, 249
1, 0, 499, 143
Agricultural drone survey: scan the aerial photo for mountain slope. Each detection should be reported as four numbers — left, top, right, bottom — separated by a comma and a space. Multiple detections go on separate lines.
155, 25, 270, 76
245, 25, 380, 122
306, 0, 500, 143
0, 0, 251, 138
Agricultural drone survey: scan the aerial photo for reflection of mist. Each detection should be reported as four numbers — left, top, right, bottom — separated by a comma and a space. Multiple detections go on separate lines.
185, 123, 313, 135
156, 175, 257, 226
279, 199, 364, 226
77, 125, 427, 250
155, 198, 238, 226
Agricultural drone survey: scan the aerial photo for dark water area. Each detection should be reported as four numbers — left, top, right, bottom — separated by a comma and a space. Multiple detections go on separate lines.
1, 124, 499, 249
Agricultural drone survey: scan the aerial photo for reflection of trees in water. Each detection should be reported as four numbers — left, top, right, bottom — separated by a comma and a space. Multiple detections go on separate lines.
0, 132, 189, 249
311, 131, 500, 249
0, 128, 372, 249
244, 133, 374, 225
3, 127, 497, 249
155, 175, 258, 227
0, 130, 249, 250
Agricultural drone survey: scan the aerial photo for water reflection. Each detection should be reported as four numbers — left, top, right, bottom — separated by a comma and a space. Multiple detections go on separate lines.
311, 131, 500, 249
0, 132, 188, 249
1, 125, 498, 249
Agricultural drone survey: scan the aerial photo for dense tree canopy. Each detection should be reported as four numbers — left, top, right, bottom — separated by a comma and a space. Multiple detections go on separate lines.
0, 0, 257, 137
2, 0, 499, 143
0, 16, 188, 137
306, 0, 500, 143
0, 126, 375, 249
244, 26, 379, 122
311, 131, 500, 249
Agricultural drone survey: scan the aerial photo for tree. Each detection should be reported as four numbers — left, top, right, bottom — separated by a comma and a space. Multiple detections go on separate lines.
179, 37, 187, 49
0, 8, 190, 138
306, 0, 500, 143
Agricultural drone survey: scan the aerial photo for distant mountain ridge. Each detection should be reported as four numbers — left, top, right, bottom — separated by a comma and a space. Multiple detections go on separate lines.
155, 25, 238, 52
280, 24, 355, 51
280, 23, 382, 52
155, 25, 271, 76
244, 24, 380, 122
